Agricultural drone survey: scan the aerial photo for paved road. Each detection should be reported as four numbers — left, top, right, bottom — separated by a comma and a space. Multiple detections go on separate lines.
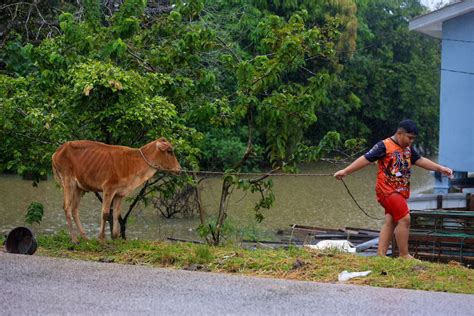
1, 253, 473, 315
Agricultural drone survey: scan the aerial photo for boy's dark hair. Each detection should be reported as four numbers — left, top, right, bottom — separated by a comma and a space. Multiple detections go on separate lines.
397, 119, 419, 135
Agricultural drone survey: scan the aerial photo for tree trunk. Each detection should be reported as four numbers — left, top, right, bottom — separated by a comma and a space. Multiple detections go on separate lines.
211, 110, 253, 245
214, 179, 232, 245
193, 173, 206, 225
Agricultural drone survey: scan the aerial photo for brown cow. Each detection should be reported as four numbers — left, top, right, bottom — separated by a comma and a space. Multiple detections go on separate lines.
52, 137, 181, 242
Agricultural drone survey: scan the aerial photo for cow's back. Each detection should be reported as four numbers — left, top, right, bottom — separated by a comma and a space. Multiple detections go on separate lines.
52, 140, 137, 192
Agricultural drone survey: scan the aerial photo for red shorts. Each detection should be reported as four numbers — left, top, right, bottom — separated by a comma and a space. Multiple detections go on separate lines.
377, 192, 409, 222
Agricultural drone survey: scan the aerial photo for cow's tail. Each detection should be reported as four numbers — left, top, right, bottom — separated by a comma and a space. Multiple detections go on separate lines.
51, 153, 63, 188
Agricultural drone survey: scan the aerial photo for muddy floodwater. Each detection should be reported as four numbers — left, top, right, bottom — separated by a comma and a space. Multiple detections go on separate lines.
0, 161, 435, 241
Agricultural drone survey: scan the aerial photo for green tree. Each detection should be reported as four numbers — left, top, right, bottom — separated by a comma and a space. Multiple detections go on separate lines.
308, 0, 440, 154
172, 1, 357, 244
0, 1, 199, 238
1, 0, 441, 245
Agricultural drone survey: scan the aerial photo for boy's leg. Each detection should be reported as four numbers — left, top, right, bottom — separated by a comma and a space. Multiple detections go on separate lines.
394, 213, 411, 258
377, 213, 396, 256
378, 192, 411, 257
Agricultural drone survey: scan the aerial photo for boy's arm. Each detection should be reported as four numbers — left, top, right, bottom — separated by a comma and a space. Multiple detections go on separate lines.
334, 156, 372, 180
414, 157, 453, 177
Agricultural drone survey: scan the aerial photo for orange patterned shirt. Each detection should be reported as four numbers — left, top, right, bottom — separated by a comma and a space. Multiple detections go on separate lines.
364, 137, 421, 199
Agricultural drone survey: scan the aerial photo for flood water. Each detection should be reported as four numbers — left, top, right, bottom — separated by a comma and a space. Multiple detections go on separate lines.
0, 161, 435, 241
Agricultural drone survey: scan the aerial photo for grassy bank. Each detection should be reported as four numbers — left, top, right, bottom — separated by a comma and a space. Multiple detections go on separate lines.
5, 232, 474, 294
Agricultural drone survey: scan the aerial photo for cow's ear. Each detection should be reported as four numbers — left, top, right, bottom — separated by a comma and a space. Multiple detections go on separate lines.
156, 140, 171, 151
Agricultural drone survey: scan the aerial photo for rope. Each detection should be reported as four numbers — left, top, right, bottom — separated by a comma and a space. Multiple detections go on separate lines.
340, 178, 384, 220
139, 149, 333, 177
139, 148, 162, 170
180, 170, 334, 177
138, 149, 380, 220
187, 170, 381, 220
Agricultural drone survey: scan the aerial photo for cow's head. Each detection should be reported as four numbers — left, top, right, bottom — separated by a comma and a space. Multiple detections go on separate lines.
155, 137, 181, 174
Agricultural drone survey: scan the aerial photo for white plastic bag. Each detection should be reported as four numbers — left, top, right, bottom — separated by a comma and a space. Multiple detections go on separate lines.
304, 240, 356, 253
338, 270, 372, 282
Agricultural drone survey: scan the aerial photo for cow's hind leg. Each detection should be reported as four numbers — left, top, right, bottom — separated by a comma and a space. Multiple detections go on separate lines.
63, 181, 78, 243
71, 188, 88, 241
111, 195, 123, 239
99, 191, 114, 241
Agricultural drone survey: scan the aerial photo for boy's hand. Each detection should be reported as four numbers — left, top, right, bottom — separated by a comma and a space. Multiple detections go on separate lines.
334, 169, 348, 180
439, 166, 453, 178
334, 156, 370, 180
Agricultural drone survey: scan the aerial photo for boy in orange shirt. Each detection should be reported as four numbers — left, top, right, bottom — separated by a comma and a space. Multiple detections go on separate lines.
334, 119, 453, 258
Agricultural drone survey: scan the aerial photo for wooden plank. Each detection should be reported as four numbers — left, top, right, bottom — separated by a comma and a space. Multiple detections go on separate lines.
409, 239, 474, 250
408, 193, 467, 210
289, 224, 342, 233
410, 244, 474, 254
411, 228, 474, 235
411, 225, 474, 234
313, 234, 348, 238
411, 211, 474, 218
410, 211, 474, 234
470, 194, 474, 212
413, 252, 474, 264
344, 227, 380, 237
410, 243, 474, 252
408, 233, 474, 244
394, 244, 474, 262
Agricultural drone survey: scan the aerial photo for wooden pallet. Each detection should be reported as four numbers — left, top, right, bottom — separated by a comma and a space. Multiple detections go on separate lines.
408, 232, 474, 264
411, 210, 474, 234
393, 209, 474, 265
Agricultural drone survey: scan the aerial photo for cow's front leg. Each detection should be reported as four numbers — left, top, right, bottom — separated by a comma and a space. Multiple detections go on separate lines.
63, 182, 78, 243
111, 195, 123, 239
99, 192, 114, 241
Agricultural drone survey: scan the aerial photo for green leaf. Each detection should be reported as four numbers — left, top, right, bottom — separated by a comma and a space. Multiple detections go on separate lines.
25, 202, 44, 225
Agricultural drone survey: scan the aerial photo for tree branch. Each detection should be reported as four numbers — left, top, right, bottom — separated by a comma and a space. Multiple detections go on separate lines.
127, 46, 160, 73
232, 108, 253, 171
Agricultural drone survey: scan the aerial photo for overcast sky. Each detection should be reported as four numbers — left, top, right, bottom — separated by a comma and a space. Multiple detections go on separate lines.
420, 0, 453, 11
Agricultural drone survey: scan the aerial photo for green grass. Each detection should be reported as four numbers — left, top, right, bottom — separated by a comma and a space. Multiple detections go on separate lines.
24, 232, 473, 294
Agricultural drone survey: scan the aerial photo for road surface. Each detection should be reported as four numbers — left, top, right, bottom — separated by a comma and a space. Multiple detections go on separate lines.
1, 253, 473, 315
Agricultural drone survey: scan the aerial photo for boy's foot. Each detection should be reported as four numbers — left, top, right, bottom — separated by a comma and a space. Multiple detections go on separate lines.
400, 254, 421, 262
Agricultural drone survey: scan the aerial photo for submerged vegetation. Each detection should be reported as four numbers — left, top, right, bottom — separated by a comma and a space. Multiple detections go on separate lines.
28, 232, 474, 295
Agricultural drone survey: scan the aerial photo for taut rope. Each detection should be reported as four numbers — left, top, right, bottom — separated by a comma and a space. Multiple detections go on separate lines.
138, 149, 382, 220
